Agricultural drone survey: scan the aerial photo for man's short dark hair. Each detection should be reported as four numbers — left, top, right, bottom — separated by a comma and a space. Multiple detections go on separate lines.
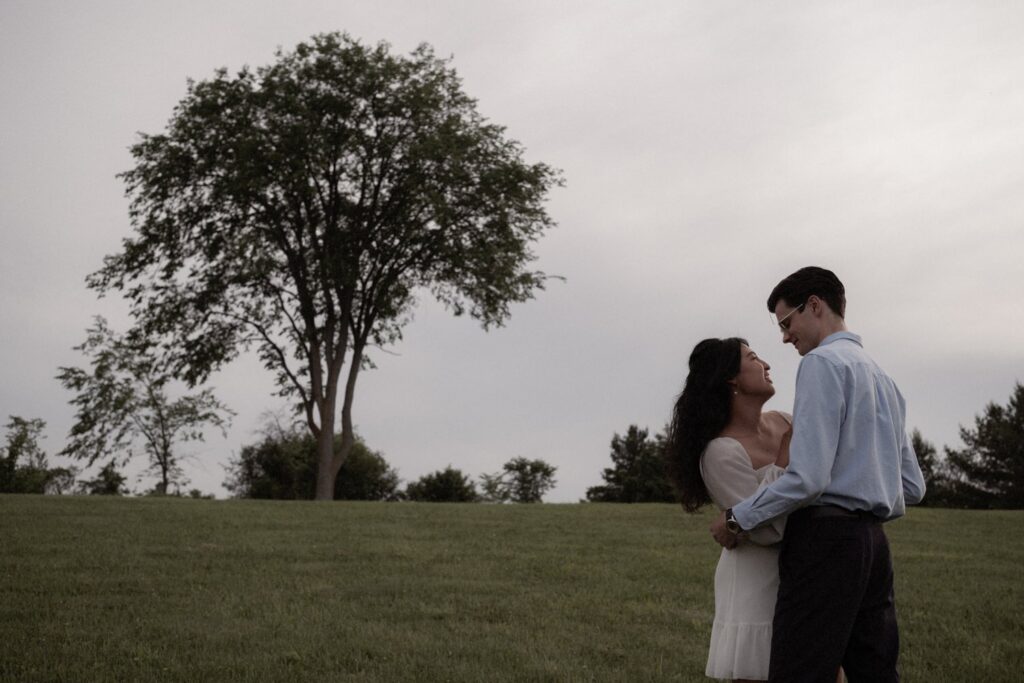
767, 266, 846, 318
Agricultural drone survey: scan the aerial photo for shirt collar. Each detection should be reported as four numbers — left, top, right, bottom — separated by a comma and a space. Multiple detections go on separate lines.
820, 331, 862, 347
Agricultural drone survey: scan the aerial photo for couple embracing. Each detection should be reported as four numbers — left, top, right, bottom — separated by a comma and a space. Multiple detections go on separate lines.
665, 267, 926, 683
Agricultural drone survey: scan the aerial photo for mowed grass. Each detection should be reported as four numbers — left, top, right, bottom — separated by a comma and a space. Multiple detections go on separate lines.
1, 497, 1021, 682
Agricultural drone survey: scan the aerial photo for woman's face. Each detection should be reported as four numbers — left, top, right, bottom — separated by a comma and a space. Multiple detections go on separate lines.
732, 344, 775, 398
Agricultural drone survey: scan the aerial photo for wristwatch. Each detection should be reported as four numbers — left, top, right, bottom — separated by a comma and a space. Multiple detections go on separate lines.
725, 508, 743, 534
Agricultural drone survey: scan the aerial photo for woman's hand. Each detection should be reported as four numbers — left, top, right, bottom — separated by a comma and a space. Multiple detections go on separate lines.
710, 511, 741, 549
776, 425, 792, 468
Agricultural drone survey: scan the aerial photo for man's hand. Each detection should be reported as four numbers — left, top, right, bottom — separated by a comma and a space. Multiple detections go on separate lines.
710, 510, 740, 549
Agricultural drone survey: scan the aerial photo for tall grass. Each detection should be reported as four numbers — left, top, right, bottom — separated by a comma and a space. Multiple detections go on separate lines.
1, 496, 1020, 681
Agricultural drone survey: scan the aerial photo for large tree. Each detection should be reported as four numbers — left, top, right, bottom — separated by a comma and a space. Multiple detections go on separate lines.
90, 33, 560, 500
586, 425, 674, 503
943, 382, 1024, 509
57, 317, 232, 494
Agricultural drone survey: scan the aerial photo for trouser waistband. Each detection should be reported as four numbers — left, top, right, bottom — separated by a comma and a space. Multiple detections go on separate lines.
795, 505, 881, 522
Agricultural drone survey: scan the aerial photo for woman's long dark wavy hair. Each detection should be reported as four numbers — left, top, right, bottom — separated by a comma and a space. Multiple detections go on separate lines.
664, 337, 747, 512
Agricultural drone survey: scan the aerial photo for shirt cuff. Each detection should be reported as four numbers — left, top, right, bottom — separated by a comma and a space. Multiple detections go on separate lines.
731, 499, 757, 531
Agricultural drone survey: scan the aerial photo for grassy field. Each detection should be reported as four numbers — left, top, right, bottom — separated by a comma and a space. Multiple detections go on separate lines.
1, 496, 1021, 682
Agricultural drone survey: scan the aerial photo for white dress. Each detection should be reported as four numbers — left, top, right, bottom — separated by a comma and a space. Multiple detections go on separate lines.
700, 426, 789, 682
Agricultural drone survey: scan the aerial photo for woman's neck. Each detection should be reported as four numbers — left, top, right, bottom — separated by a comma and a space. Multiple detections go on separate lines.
722, 397, 766, 438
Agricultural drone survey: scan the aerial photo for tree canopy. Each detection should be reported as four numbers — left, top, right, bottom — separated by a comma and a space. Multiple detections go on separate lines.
586, 425, 674, 503
477, 457, 558, 503
499, 457, 557, 503
910, 428, 965, 507
78, 461, 128, 496
943, 382, 1024, 509
405, 466, 478, 502
91, 32, 560, 499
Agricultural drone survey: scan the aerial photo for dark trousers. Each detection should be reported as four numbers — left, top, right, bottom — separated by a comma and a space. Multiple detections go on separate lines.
768, 507, 900, 683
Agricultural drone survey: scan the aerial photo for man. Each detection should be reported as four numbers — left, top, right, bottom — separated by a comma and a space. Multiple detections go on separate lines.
710, 266, 925, 682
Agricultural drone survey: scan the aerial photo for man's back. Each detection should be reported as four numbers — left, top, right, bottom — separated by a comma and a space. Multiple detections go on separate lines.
731, 331, 925, 529
799, 332, 925, 518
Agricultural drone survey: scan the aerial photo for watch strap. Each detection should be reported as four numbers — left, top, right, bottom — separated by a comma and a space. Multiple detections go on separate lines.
725, 508, 742, 534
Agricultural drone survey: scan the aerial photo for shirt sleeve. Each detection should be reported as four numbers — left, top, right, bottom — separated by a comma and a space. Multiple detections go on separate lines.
732, 354, 845, 530
750, 465, 787, 544
702, 441, 785, 545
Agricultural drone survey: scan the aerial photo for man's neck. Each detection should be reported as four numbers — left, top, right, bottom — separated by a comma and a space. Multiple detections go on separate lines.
820, 317, 848, 340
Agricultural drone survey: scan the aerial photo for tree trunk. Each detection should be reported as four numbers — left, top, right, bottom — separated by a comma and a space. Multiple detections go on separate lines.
314, 343, 363, 500
333, 343, 362, 478
314, 405, 337, 501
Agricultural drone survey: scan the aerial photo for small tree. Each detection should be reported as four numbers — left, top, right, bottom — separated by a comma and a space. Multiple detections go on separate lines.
501, 457, 556, 503
405, 466, 478, 502
912, 429, 940, 484
587, 425, 674, 503
78, 460, 128, 496
1, 416, 71, 494
225, 421, 311, 500
224, 420, 400, 500
334, 442, 402, 502
478, 471, 511, 503
944, 383, 1024, 509
57, 316, 233, 494
45, 467, 79, 495
90, 32, 561, 500
910, 429, 958, 507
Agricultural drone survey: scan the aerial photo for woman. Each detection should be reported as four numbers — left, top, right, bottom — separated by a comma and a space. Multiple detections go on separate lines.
664, 337, 792, 683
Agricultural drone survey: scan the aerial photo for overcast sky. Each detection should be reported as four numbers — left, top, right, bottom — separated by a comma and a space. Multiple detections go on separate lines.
2, 1, 1023, 502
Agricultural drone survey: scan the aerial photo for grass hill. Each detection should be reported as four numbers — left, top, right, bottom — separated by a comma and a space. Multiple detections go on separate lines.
1, 496, 1021, 681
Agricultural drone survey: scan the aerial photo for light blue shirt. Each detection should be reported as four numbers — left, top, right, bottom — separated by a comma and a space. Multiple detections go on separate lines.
733, 332, 926, 530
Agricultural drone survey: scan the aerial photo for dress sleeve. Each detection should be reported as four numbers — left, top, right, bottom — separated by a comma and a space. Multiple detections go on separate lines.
701, 441, 785, 546
701, 439, 763, 510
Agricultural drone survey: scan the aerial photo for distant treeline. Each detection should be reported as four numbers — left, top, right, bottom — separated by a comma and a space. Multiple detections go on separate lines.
222, 419, 558, 503
5, 383, 1022, 508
